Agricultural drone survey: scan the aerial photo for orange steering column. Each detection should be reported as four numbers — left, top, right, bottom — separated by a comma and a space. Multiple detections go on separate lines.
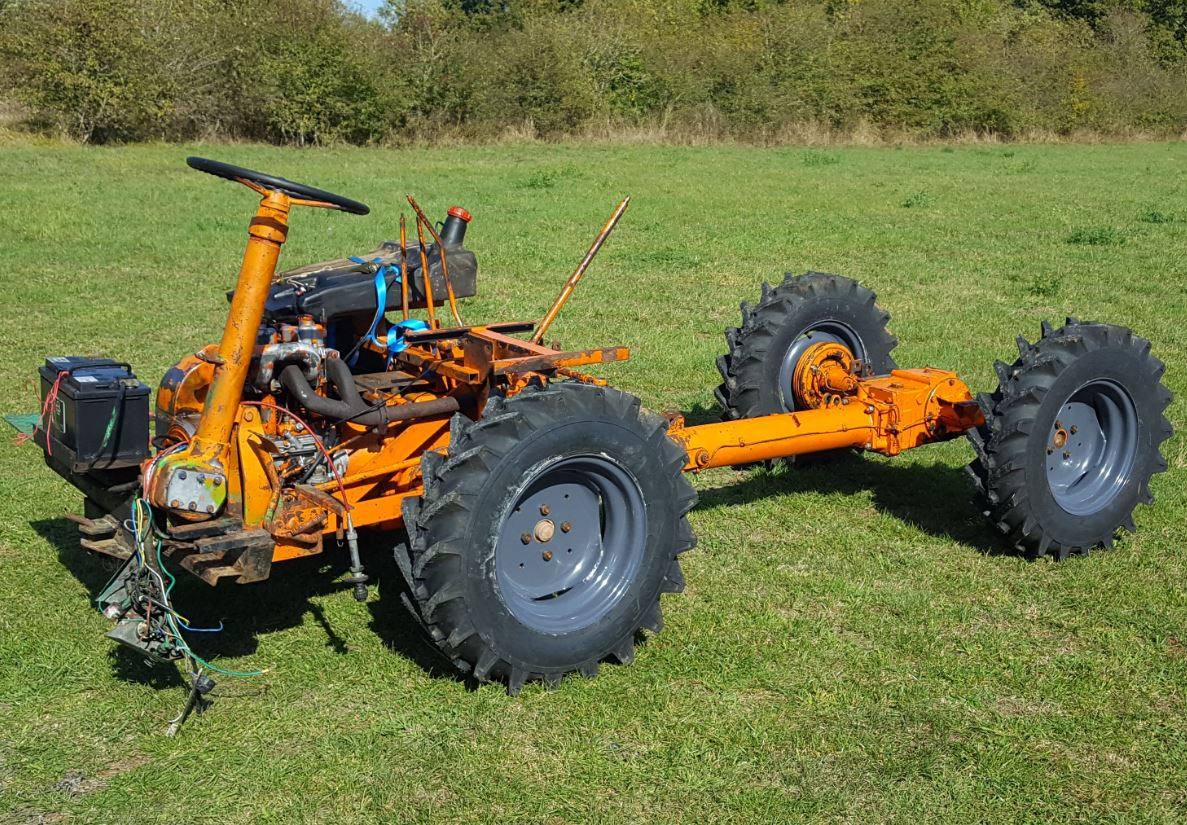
191, 192, 290, 455
146, 191, 292, 516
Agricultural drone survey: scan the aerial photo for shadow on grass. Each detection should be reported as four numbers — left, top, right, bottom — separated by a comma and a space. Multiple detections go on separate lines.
693, 451, 1009, 556
29, 519, 465, 689
28, 450, 1006, 692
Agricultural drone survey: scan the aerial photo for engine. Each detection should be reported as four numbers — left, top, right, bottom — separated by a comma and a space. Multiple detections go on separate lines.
253, 315, 334, 394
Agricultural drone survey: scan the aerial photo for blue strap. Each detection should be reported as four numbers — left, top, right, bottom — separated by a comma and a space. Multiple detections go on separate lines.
388, 319, 430, 354
349, 256, 402, 364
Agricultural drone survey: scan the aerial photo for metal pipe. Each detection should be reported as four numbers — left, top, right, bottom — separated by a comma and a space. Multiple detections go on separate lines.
412, 215, 437, 329
407, 195, 462, 327
530, 196, 630, 345
673, 406, 877, 471
280, 364, 459, 427
398, 214, 409, 321
192, 192, 290, 455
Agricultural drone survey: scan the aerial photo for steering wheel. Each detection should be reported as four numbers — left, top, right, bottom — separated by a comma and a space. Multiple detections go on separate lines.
186, 156, 370, 216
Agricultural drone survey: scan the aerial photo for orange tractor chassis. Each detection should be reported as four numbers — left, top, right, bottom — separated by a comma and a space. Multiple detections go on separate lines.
30, 158, 1172, 723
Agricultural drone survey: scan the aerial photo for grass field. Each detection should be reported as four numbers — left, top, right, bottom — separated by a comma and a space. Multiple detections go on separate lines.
0, 140, 1185, 824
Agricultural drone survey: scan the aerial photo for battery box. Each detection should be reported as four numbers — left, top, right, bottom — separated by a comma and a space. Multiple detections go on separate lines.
37, 357, 150, 472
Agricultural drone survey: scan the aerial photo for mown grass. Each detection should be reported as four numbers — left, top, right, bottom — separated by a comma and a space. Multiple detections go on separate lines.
0, 141, 1184, 824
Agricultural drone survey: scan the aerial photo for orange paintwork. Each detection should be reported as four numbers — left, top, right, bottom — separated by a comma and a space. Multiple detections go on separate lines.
145, 176, 986, 582
669, 366, 984, 471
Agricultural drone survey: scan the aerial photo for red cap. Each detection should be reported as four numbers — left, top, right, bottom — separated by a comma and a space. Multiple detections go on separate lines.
447, 206, 472, 222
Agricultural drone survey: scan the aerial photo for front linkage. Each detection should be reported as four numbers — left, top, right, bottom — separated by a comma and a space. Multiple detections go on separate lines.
29, 158, 1173, 726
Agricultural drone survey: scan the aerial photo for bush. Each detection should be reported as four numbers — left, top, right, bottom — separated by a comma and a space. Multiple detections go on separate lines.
0, 0, 1184, 143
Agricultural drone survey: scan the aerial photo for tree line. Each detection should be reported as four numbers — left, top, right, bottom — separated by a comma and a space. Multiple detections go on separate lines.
1, 0, 1184, 144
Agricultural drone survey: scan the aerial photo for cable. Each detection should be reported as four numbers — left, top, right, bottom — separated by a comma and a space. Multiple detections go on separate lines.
239, 400, 350, 512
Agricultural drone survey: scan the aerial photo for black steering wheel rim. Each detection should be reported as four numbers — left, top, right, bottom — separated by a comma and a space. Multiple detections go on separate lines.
186, 156, 370, 216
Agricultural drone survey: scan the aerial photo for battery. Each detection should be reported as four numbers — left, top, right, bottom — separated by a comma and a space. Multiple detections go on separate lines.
38, 356, 150, 471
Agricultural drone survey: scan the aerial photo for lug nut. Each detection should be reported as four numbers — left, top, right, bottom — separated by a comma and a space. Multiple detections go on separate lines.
520, 533, 532, 545
540, 504, 550, 516
561, 522, 572, 533
1070, 425, 1078, 434
1063, 451, 1071, 459
542, 550, 553, 561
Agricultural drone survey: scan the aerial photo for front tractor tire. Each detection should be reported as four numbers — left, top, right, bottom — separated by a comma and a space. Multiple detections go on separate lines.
398, 382, 697, 694
715, 272, 898, 421
967, 320, 1173, 559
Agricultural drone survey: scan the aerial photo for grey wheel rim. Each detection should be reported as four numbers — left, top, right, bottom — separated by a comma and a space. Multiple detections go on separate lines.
1045, 379, 1139, 516
495, 455, 647, 634
776, 321, 865, 411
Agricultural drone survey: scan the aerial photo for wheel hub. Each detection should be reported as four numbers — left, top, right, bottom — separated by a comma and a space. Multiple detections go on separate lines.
495, 455, 647, 634
533, 518, 555, 543
777, 321, 866, 412
1045, 379, 1138, 516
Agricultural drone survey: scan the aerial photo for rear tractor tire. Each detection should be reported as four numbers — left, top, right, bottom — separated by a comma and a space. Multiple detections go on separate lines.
715, 272, 897, 464
397, 381, 697, 694
716, 272, 898, 420
967, 319, 1173, 559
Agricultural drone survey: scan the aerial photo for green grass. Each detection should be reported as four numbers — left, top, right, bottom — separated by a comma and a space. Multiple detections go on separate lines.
1, 140, 1185, 824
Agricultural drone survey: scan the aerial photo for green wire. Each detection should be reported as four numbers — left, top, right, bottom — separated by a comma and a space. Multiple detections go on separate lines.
155, 537, 265, 678
155, 537, 175, 598
165, 614, 266, 678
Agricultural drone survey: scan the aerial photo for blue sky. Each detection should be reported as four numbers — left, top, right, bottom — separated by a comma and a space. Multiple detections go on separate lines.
349, 0, 386, 18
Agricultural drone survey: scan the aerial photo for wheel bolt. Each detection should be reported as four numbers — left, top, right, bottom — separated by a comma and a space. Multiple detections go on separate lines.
1047, 448, 1053, 455
520, 533, 532, 545
561, 522, 572, 533
1063, 451, 1071, 459
542, 550, 553, 561
1055, 420, 1063, 429
1070, 425, 1078, 434
540, 504, 550, 516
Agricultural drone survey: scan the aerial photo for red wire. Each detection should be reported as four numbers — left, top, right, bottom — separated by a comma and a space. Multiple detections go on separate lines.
32, 371, 68, 456
238, 400, 352, 512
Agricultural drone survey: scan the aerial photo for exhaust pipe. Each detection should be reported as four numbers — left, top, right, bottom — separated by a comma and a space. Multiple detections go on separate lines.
279, 361, 460, 428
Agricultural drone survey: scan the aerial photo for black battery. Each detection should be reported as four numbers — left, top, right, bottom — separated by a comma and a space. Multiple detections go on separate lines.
37, 356, 150, 471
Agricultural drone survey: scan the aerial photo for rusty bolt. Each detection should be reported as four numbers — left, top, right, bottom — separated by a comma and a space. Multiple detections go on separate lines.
520, 533, 532, 545
170, 499, 181, 508
1070, 425, 1078, 434
542, 550, 553, 562
1063, 451, 1071, 460
188, 501, 197, 511
540, 504, 551, 516
561, 522, 572, 533
1047, 448, 1054, 455
243, 410, 254, 422
1055, 420, 1063, 429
